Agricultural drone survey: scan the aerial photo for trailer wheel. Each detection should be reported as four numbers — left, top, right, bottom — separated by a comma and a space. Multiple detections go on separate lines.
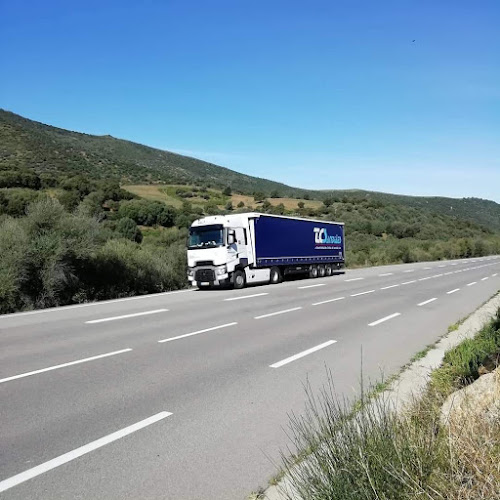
270, 266, 283, 284
233, 270, 246, 289
309, 265, 318, 278
325, 265, 333, 276
318, 265, 326, 277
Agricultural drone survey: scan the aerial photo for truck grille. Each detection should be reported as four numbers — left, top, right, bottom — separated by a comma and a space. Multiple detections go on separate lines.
195, 268, 215, 282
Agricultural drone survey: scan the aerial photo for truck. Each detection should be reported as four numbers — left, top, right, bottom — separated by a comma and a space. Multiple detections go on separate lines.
187, 213, 345, 289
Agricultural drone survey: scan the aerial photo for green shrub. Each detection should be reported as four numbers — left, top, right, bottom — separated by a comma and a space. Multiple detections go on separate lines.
116, 217, 143, 243
431, 309, 500, 392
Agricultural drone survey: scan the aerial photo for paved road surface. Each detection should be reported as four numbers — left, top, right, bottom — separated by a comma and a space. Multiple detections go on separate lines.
1, 256, 499, 499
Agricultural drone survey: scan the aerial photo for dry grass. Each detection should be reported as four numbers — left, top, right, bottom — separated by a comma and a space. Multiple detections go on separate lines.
123, 184, 324, 212
231, 194, 322, 210
445, 386, 500, 499
122, 184, 183, 207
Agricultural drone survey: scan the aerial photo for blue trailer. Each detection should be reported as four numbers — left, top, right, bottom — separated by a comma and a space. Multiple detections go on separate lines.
187, 213, 345, 289
253, 214, 344, 269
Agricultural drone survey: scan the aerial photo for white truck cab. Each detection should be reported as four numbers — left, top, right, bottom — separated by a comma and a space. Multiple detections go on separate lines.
187, 213, 267, 289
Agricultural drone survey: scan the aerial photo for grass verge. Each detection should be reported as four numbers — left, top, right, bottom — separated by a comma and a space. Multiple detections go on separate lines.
275, 309, 500, 499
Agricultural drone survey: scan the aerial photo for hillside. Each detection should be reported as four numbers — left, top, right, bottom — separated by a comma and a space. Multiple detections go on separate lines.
320, 189, 500, 233
2, 109, 500, 231
0, 109, 303, 196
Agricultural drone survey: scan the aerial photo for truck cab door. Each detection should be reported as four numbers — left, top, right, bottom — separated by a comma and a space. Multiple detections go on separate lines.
235, 227, 248, 265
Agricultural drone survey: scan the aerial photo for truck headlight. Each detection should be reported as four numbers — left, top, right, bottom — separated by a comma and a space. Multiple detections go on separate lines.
216, 266, 227, 276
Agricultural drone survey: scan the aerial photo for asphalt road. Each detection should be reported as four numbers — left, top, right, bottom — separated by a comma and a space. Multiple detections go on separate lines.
1, 256, 499, 499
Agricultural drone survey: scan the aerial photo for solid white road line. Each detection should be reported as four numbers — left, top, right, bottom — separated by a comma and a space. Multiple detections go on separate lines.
431, 274, 443, 278
158, 322, 237, 343
467, 282, 477, 286
270, 340, 337, 368
298, 283, 326, 289
312, 297, 345, 306
0, 412, 172, 493
224, 293, 269, 301
344, 277, 364, 282
255, 307, 302, 320
378, 272, 393, 276
0, 290, 192, 320
444, 272, 453, 275
368, 312, 401, 327
418, 277, 431, 281
401, 280, 416, 285
447, 288, 460, 295
86, 309, 168, 324
351, 290, 375, 297
380, 284, 399, 290
418, 298, 437, 307
0, 349, 132, 385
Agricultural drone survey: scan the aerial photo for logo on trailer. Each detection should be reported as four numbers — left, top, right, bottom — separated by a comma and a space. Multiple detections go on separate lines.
314, 227, 342, 246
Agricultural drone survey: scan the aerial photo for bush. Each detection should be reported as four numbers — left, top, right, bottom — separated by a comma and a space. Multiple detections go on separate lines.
0, 198, 187, 313
431, 310, 500, 392
0, 188, 42, 216
88, 239, 186, 299
0, 218, 29, 313
118, 199, 177, 227
116, 217, 143, 243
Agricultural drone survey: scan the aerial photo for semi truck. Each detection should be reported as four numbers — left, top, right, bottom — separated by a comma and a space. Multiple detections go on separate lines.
187, 213, 345, 289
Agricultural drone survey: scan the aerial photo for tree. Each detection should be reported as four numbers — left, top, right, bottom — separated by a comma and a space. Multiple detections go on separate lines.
323, 197, 333, 208
270, 190, 280, 198
237, 201, 245, 208
253, 192, 266, 202
297, 201, 305, 209
205, 203, 219, 215
222, 186, 232, 196
274, 203, 285, 215
116, 217, 143, 243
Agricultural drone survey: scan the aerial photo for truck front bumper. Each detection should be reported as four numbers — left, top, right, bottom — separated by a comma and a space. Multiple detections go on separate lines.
189, 273, 230, 288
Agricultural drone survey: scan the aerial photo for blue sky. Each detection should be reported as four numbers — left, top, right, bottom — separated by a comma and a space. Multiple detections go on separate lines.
1, 0, 499, 201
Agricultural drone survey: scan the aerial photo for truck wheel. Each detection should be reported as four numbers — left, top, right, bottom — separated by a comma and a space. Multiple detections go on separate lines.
325, 265, 333, 276
318, 265, 326, 277
233, 270, 246, 289
309, 265, 318, 278
270, 266, 282, 284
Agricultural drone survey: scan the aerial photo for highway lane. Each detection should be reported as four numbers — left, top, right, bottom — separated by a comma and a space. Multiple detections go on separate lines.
1, 256, 499, 499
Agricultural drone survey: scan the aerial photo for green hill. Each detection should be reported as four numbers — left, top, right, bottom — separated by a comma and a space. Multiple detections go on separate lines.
320, 189, 500, 233
1, 108, 500, 231
0, 109, 303, 196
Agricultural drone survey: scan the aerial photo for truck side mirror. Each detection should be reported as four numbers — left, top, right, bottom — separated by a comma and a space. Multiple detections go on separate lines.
227, 230, 236, 245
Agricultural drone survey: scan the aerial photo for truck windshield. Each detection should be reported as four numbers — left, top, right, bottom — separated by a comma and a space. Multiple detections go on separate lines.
188, 225, 225, 249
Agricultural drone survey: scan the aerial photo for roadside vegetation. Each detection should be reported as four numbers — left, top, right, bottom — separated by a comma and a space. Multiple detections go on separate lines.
275, 310, 500, 500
